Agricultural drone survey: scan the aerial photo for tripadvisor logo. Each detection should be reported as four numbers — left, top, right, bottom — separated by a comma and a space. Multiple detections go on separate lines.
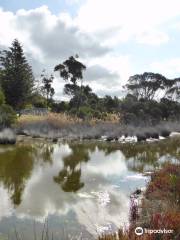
135, 227, 143, 236
135, 227, 174, 236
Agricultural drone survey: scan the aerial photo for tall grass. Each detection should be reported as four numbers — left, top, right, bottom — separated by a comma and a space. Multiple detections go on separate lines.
18, 112, 120, 127
18, 113, 82, 127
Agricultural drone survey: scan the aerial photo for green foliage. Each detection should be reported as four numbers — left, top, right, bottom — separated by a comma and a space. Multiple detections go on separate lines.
0, 88, 5, 106
24, 103, 33, 109
54, 55, 86, 85
125, 72, 178, 101
0, 39, 34, 109
0, 104, 17, 128
119, 91, 180, 125
40, 70, 55, 107
31, 92, 47, 108
55, 55, 86, 110
51, 101, 69, 113
77, 106, 93, 119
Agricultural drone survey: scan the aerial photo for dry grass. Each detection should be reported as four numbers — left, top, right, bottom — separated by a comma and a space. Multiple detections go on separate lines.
90, 113, 120, 125
18, 112, 120, 128
18, 113, 82, 127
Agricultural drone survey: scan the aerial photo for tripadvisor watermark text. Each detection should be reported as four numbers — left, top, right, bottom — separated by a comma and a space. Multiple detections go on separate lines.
135, 227, 174, 236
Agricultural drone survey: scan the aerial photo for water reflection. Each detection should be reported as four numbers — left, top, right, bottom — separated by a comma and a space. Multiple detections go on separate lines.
0, 138, 179, 239
0, 145, 34, 205
54, 145, 90, 192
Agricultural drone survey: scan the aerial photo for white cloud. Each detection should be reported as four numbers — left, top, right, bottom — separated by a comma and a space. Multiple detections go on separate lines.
0, 6, 122, 98
150, 58, 180, 78
0, 0, 180, 98
0, 185, 13, 221
75, 0, 180, 46
136, 30, 169, 45
89, 55, 133, 84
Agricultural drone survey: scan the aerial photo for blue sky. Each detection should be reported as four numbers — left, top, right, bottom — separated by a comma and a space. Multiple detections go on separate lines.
0, 0, 180, 98
0, 0, 79, 15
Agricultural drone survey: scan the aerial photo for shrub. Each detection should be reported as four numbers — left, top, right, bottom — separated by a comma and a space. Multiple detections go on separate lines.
0, 89, 5, 106
77, 106, 93, 119
0, 104, 17, 128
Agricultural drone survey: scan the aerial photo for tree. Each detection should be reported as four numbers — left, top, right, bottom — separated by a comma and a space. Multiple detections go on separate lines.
103, 95, 119, 112
54, 55, 86, 109
40, 70, 55, 108
0, 39, 34, 109
54, 55, 86, 85
164, 77, 180, 101
126, 72, 167, 100
0, 88, 5, 106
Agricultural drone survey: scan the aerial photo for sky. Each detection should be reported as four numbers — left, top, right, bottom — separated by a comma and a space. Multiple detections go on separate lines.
0, 0, 180, 99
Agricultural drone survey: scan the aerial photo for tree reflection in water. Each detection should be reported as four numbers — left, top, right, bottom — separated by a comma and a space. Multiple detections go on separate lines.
0, 138, 180, 207
0, 145, 34, 205
0, 143, 54, 206
54, 144, 90, 192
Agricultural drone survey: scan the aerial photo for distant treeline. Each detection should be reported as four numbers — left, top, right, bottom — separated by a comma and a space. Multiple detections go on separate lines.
0, 39, 180, 127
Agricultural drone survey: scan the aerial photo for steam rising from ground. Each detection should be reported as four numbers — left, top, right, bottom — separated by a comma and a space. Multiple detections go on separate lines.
17, 121, 180, 141
0, 128, 16, 144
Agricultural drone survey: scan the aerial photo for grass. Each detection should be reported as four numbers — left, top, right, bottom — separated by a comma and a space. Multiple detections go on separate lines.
18, 112, 120, 125
17, 113, 82, 127
16, 112, 121, 139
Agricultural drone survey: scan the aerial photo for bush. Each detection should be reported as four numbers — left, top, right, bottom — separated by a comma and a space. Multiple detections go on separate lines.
0, 89, 5, 106
31, 93, 47, 108
0, 104, 17, 128
77, 106, 93, 119
24, 103, 33, 109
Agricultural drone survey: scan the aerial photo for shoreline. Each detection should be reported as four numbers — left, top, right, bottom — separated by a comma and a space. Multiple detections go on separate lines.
0, 126, 180, 145
99, 163, 180, 240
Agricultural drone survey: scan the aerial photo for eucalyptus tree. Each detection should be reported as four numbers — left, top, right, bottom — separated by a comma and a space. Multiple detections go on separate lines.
126, 72, 167, 100
40, 70, 55, 107
54, 55, 86, 109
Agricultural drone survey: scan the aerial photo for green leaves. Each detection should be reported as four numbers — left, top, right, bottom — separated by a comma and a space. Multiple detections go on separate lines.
55, 56, 86, 85
0, 39, 34, 109
126, 72, 178, 101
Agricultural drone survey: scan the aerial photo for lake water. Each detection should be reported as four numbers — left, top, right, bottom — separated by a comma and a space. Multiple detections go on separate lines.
0, 138, 180, 240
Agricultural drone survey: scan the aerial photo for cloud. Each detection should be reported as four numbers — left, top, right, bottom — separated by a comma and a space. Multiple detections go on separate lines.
15, 6, 110, 60
0, 6, 110, 69
0, 1, 180, 98
150, 58, 180, 78
84, 65, 119, 82
136, 30, 169, 45
75, 0, 180, 46
0, 6, 120, 98
0, 145, 130, 236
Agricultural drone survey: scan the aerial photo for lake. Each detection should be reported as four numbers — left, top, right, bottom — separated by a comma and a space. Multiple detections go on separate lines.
0, 138, 180, 240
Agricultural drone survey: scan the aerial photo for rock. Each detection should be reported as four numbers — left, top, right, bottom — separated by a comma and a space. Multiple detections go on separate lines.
146, 138, 158, 143
52, 138, 58, 143
170, 132, 180, 137
114, 136, 119, 141
137, 134, 146, 142
125, 136, 137, 143
106, 137, 114, 142
159, 136, 166, 140
101, 135, 107, 141
0, 129, 16, 145
160, 130, 170, 137
94, 134, 101, 140
150, 132, 159, 139
118, 135, 125, 142
145, 132, 151, 139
